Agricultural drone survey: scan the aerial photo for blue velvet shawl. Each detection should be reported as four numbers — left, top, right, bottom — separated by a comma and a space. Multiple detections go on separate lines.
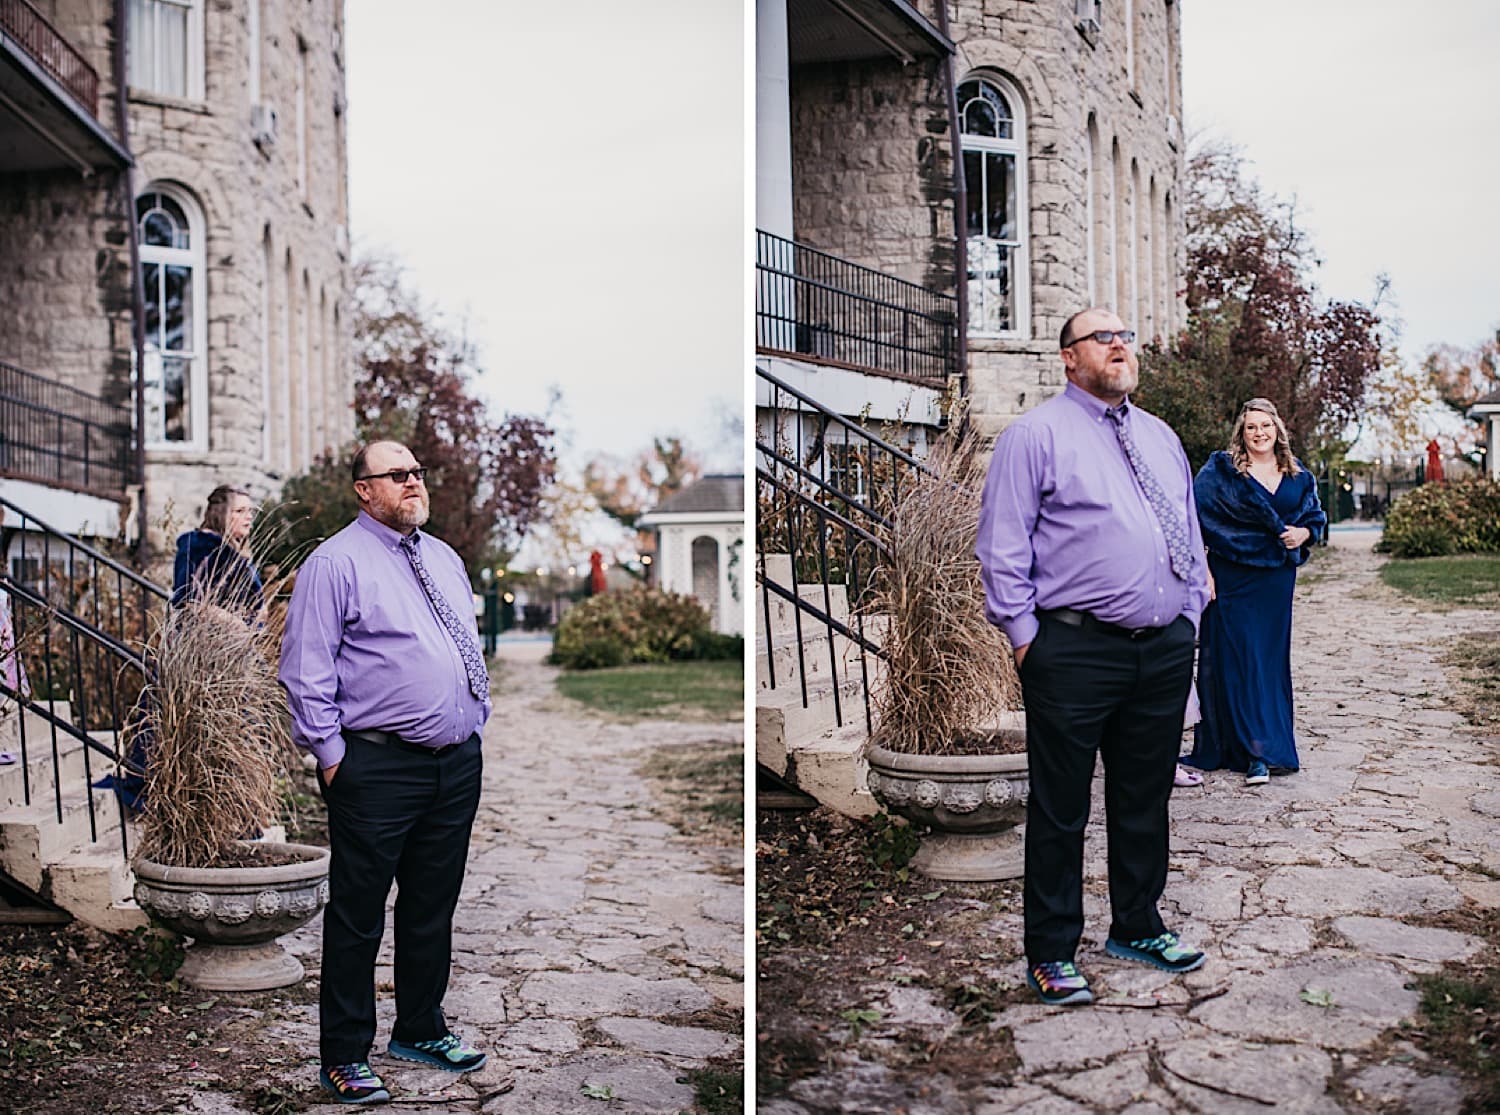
1193, 450, 1326, 568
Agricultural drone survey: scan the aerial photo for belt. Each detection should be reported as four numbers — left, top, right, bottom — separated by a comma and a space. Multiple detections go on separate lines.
342, 727, 468, 756
1038, 607, 1172, 642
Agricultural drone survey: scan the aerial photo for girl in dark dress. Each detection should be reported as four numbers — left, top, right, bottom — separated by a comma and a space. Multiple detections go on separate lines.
1184, 399, 1326, 786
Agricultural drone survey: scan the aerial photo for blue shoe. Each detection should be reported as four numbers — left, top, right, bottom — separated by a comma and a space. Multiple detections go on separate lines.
1026, 960, 1094, 1006
388, 1031, 487, 1072
319, 1062, 390, 1104
1105, 931, 1206, 973
1246, 760, 1270, 785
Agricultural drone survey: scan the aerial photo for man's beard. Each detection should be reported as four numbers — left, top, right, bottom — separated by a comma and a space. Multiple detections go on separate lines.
392, 497, 430, 529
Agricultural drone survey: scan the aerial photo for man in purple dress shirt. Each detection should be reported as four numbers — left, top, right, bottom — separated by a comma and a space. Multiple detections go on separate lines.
977, 307, 1211, 1007
280, 440, 495, 1104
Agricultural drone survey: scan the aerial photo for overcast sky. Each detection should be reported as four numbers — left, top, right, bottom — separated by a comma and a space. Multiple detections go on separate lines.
1181, 1, 1500, 360
345, 2, 745, 472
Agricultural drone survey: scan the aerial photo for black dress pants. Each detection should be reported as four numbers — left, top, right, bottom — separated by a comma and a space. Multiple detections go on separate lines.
1018, 612, 1195, 965
318, 732, 482, 1066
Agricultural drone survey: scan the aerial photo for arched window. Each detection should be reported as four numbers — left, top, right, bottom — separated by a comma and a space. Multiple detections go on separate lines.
137, 184, 207, 448
127, 0, 204, 99
958, 74, 1028, 337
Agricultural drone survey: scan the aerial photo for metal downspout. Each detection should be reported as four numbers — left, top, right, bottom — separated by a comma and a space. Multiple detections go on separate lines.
113, 0, 147, 551
935, 1, 968, 405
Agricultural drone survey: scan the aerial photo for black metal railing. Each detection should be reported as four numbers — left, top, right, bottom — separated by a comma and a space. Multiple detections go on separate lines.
756, 229, 958, 383
0, 496, 170, 861
755, 366, 935, 738
0, 361, 136, 497
0, 0, 100, 112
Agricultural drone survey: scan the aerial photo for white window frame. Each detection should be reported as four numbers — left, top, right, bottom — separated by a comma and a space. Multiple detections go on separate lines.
959, 72, 1030, 341
128, 0, 205, 101
137, 183, 208, 452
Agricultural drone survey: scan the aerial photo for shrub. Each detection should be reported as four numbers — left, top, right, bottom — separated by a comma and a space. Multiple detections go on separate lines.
685, 631, 745, 662
551, 588, 712, 670
1380, 479, 1500, 558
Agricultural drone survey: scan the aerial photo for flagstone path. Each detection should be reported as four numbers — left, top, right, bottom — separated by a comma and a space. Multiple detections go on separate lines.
763, 528, 1500, 1113
199, 640, 745, 1113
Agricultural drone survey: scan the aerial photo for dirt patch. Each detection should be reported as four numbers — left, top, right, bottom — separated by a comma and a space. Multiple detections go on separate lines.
638, 741, 743, 853
756, 808, 1025, 1106
0, 922, 321, 1114
1442, 633, 1500, 734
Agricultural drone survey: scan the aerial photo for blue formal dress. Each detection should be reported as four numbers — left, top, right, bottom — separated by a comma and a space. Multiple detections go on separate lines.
1186, 472, 1312, 773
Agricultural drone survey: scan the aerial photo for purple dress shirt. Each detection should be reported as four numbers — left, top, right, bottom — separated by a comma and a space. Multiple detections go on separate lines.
279, 511, 491, 770
977, 382, 1211, 650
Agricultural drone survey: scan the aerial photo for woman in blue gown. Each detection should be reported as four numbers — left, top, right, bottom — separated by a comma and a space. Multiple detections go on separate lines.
1184, 399, 1325, 786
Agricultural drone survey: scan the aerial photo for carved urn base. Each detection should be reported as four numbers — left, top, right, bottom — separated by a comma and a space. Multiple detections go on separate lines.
865, 737, 1029, 882
133, 841, 331, 991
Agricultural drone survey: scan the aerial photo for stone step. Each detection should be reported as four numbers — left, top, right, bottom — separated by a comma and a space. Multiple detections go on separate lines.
755, 624, 879, 693
47, 845, 148, 932
0, 785, 128, 892
754, 580, 852, 641
0, 728, 125, 811
780, 720, 878, 819
756, 674, 872, 774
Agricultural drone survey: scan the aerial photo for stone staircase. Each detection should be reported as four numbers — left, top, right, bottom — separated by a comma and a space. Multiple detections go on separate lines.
0, 703, 147, 931
756, 555, 882, 817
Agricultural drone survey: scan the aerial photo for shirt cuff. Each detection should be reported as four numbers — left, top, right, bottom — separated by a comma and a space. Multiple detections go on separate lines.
1002, 611, 1039, 652
306, 734, 346, 770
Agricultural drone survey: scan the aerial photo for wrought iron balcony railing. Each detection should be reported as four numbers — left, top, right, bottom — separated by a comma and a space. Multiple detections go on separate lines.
0, 0, 100, 113
756, 229, 957, 383
0, 360, 137, 498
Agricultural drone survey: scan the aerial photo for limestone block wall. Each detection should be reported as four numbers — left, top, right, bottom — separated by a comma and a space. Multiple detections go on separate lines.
786, 0, 1185, 440
0, 1, 352, 546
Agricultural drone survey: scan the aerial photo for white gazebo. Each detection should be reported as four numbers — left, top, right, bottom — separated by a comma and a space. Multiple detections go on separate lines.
1469, 389, 1500, 480
638, 474, 745, 635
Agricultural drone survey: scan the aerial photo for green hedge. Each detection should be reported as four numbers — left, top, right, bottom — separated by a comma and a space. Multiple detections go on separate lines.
552, 588, 724, 670
1378, 479, 1500, 558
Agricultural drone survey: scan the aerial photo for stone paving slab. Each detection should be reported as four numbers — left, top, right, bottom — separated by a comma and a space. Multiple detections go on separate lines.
770, 530, 1497, 1111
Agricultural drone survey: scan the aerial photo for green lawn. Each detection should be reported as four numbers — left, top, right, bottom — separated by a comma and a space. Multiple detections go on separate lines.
1378, 553, 1500, 607
555, 659, 744, 721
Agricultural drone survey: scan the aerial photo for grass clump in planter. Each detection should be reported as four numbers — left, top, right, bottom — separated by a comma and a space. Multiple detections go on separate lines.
133, 600, 290, 869
866, 425, 1023, 757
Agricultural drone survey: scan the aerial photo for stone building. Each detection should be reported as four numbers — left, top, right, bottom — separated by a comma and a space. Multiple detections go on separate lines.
755, 0, 1186, 810
0, 0, 352, 544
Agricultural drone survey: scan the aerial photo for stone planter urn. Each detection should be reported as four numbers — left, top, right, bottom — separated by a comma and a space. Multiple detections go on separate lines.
865, 728, 1029, 882
133, 841, 331, 991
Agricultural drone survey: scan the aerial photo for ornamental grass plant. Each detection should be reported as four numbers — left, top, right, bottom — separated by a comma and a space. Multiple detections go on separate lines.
133, 598, 288, 868
866, 423, 1023, 756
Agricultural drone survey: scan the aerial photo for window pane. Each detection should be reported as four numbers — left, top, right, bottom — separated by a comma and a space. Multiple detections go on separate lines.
968, 238, 1013, 333
963, 150, 985, 238
163, 265, 193, 351
986, 152, 1016, 242
142, 262, 161, 341
162, 356, 190, 442
127, 0, 151, 88
159, 3, 189, 97
957, 79, 1012, 139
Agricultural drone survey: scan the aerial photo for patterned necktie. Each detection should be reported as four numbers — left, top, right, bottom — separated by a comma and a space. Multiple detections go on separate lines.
1104, 404, 1193, 581
400, 534, 489, 700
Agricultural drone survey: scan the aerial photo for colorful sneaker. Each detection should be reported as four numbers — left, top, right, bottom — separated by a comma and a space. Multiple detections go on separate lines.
1026, 960, 1094, 1006
1106, 931, 1206, 973
318, 1062, 390, 1105
388, 1031, 488, 1072
1246, 761, 1270, 785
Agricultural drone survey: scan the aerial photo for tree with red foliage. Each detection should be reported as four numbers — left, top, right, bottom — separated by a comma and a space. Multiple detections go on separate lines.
274, 256, 556, 576
1136, 142, 1384, 472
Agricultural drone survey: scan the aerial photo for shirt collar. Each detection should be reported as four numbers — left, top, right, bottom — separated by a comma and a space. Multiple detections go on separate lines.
1063, 380, 1131, 421
356, 509, 423, 551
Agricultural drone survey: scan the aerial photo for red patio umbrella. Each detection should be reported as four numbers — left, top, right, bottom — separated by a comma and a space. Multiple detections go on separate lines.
1425, 439, 1445, 484
589, 550, 607, 595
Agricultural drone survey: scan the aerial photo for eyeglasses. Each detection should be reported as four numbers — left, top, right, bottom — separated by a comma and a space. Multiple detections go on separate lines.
356, 467, 427, 484
1063, 329, 1136, 348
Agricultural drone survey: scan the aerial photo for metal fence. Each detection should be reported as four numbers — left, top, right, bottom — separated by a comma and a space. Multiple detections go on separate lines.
756, 366, 935, 736
756, 229, 958, 383
0, 361, 136, 497
0, 0, 100, 112
0, 496, 168, 860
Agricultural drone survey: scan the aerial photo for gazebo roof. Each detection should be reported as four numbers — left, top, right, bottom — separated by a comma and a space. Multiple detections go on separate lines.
647, 474, 744, 516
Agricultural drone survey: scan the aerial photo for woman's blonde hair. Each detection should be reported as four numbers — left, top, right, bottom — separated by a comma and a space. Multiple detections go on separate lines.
200, 485, 250, 538
1228, 398, 1301, 475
